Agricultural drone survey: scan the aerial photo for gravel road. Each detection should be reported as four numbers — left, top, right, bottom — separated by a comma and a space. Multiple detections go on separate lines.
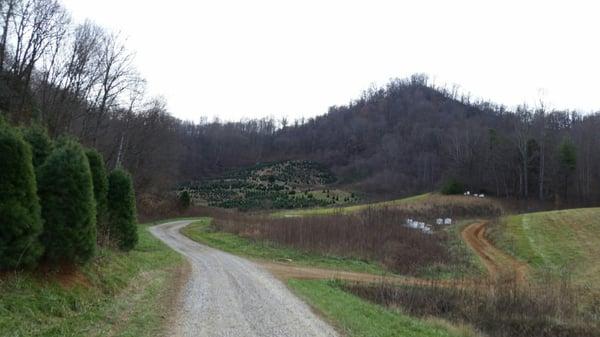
149, 220, 339, 337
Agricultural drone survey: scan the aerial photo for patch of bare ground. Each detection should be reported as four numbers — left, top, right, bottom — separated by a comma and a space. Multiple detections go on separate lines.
260, 261, 477, 289
33, 263, 93, 289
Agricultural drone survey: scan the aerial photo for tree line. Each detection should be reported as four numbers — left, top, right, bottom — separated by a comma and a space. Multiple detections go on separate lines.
2, 0, 599, 209
0, 117, 137, 270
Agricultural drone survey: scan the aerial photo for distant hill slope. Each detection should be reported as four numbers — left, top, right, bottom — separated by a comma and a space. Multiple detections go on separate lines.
174, 76, 600, 205
181, 160, 358, 210
493, 208, 600, 287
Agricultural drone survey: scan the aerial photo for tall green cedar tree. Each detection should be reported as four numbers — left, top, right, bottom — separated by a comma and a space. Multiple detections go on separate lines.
107, 169, 138, 251
179, 190, 191, 210
0, 122, 43, 269
21, 123, 53, 169
38, 139, 96, 264
558, 137, 577, 199
85, 148, 109, 242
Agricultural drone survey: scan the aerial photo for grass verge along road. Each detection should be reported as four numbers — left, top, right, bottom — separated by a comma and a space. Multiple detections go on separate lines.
0, 223, 187, 337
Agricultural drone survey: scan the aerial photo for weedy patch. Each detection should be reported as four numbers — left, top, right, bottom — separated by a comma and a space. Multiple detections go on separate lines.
343, 278, 599, 337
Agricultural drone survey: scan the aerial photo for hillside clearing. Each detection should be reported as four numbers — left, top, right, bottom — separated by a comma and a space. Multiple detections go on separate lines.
179, 160, 358, 210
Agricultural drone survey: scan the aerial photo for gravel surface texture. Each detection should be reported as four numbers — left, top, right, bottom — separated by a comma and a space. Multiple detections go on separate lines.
150, 220, 340, 337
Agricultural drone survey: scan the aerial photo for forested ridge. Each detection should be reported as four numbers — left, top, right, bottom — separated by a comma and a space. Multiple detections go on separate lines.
2, 0, 600, 212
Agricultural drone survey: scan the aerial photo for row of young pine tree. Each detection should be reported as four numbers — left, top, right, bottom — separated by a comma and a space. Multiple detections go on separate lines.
0, 117, 137, 270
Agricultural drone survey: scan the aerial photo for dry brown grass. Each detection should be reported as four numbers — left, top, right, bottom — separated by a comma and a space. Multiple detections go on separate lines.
343, 276, 599, 337
215, 207, 450, 274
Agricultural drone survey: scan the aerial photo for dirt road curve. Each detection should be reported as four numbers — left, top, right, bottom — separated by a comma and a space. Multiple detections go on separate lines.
461, 221, 528, 283
150, 220, 339, 337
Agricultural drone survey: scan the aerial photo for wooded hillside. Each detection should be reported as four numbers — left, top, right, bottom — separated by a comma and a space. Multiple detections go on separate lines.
2, 0, 599, 209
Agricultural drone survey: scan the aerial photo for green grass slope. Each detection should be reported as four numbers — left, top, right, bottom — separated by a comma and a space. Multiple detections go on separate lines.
494, 207, 600, 286
0, 224, 186, 337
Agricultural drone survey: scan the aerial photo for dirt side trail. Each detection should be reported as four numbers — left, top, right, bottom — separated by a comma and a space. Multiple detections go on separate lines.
260, 261, 453, 286
461, 221, 528, 283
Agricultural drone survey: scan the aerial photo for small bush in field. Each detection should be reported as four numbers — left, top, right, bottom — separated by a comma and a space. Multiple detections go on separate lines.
178, 190, 191, 210
86, 148, 109, 241
107, 169, 138, 251
441, 178, 464, 195
21, 123, 53, 169
38, 139, 96, 265
0, 122, 43, 269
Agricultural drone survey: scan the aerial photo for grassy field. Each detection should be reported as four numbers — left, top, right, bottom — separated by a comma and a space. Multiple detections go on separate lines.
493, 207, 600, 287
181, 218, 387, 274
272, 193, 430, 217
0, 223, 186, 337
288, 279, 476, 337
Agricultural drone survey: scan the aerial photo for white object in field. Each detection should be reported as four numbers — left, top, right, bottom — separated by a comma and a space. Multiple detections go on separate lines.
422, 226, 432, 234
418, 222, 426, 229
473, 194, 479, 197
479, 194, 485, 198
444, 218, 452, 225
466, 191, 471, 195
406, 218, 413, 226
436, 218, 443, 225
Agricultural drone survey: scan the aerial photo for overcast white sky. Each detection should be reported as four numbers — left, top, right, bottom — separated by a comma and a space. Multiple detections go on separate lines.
62, 0, 599, 122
